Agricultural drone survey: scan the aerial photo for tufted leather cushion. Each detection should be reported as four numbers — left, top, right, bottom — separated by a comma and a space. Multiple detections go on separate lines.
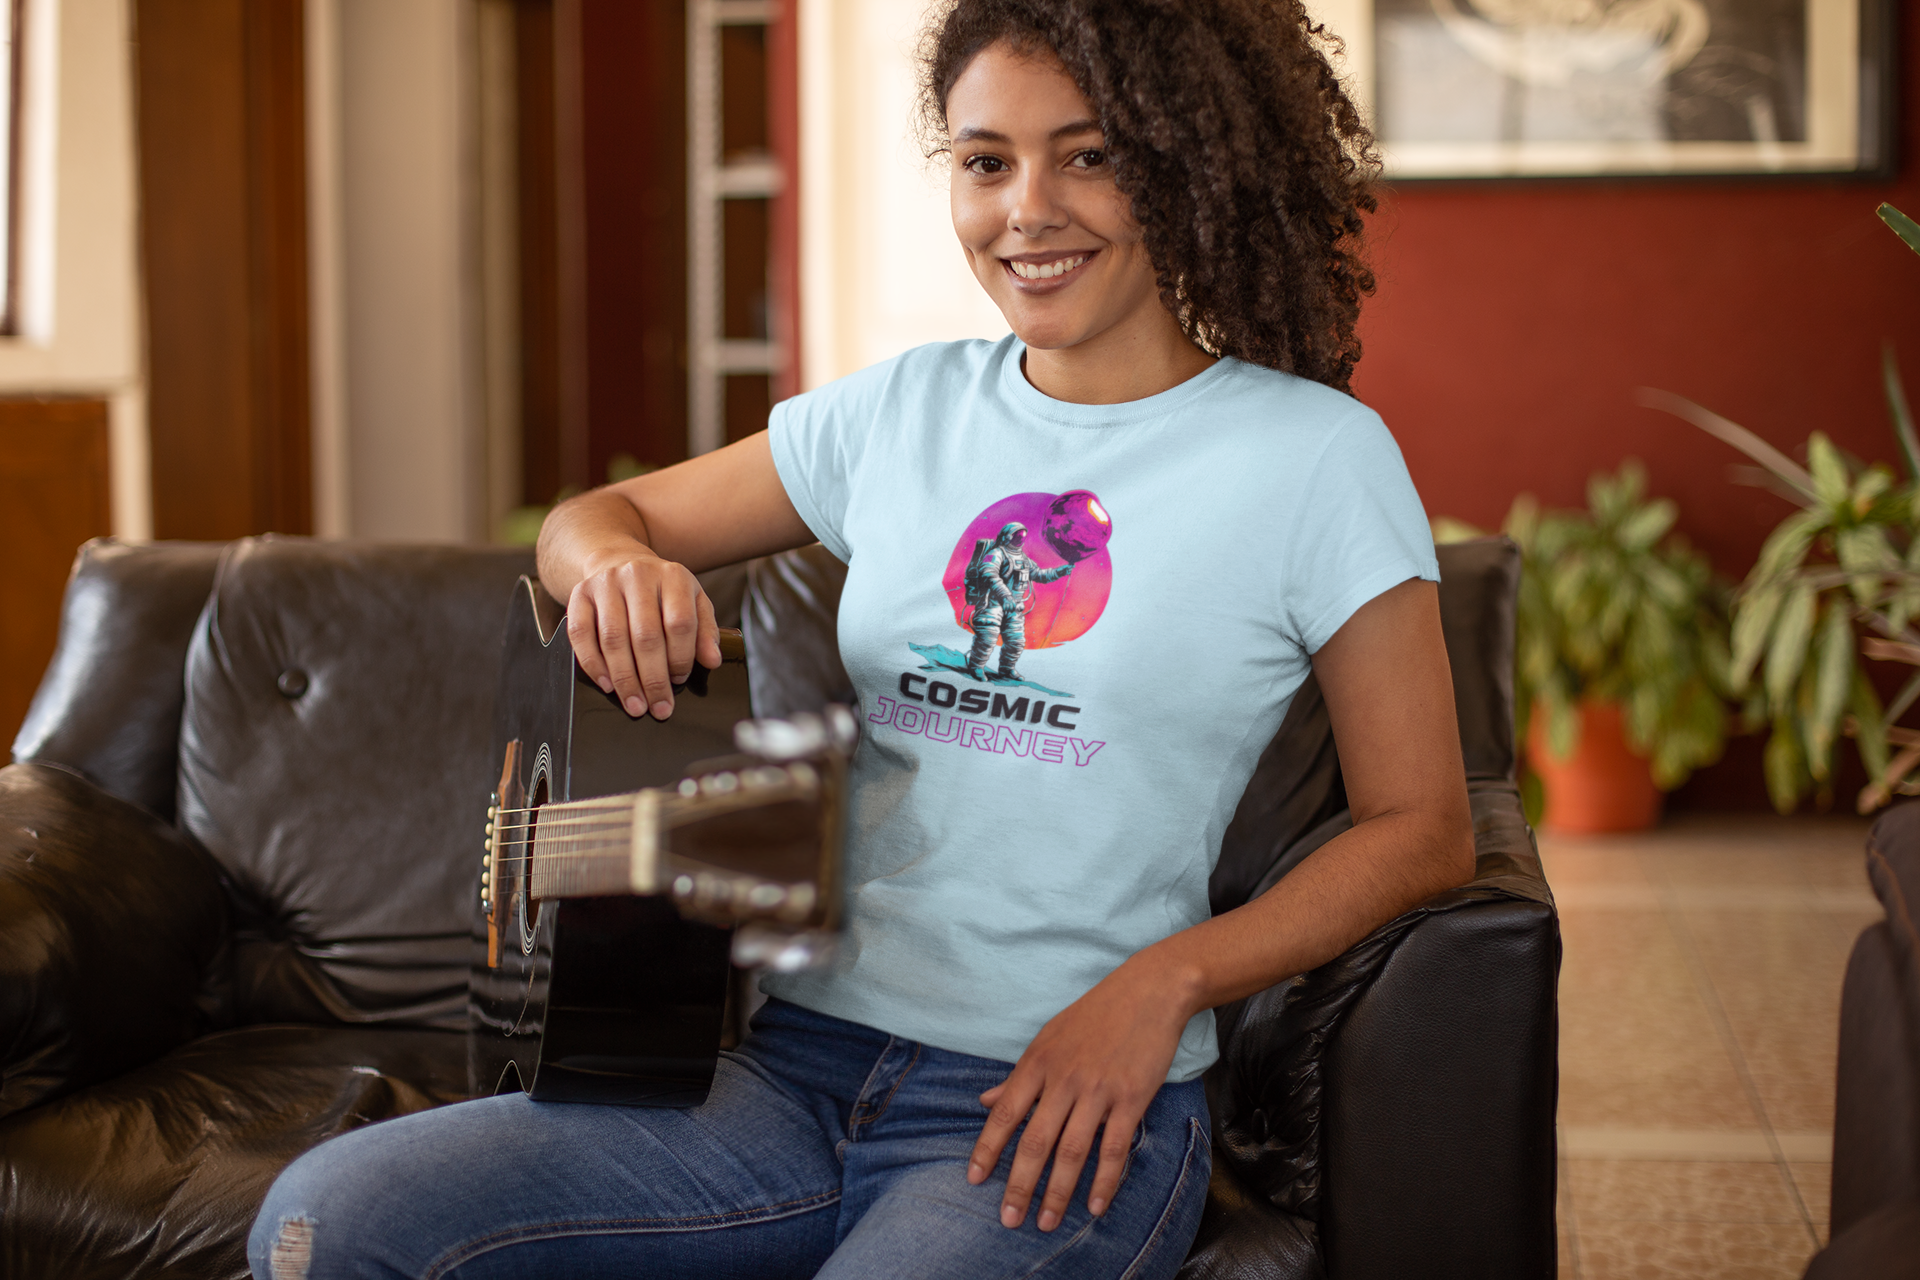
1432, 538, 1521, 783
0, 1025, 466, 1280
176, 538, 534, 1030
1178, 1165, 1324, 1280
742, 545, 856, 719
12, 539, 227, 821
0, 763, 228, 1120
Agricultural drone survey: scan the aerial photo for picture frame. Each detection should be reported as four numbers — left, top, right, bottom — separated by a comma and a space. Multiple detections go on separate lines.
1306, 0, 1898, 179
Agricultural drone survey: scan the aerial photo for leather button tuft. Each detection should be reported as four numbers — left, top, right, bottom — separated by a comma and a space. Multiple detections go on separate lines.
277, 669, 310, 698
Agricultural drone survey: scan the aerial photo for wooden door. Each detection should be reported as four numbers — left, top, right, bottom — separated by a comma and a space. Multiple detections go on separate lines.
0, 399, 110, 746
135, 0, 312, 540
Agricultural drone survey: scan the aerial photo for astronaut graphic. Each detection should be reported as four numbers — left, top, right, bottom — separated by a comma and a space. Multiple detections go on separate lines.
962, 522, 1074, 680
906, 489, 1114, 695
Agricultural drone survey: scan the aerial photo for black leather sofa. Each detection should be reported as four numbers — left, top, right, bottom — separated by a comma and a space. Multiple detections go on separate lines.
1803, 802, 1920, 1277
0, 534, 1557, 1280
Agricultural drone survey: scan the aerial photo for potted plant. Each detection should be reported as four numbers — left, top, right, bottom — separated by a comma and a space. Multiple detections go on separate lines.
1439, 462, 1733, 832
1645, 204, 1920, 814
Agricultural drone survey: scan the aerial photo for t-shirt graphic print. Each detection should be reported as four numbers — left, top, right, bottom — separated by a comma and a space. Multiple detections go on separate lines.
763, 335, 1438, 1082
868, 490, 1113, 772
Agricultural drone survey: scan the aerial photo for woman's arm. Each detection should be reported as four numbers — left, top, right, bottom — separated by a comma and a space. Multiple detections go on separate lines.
969, 577, 1476, 1231
535, 432, 816, 720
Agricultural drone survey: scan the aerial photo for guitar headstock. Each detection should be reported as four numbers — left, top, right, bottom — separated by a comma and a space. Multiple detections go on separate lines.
660, 706, 854, 971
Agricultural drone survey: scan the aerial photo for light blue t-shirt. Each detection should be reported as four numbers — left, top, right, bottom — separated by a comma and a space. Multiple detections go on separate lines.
762, 335, 1438, 1082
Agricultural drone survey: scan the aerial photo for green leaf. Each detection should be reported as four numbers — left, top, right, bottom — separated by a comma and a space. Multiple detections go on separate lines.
1764, 716, 1808, 814
1547, 696, 1581, 761
1836, 525, 1898, 605
1879, 203, 1920, 257
1884, 345, 1920, 484
1731, 581, 1784, 692
1519, 768, 1545, 827
1503, 494, 1541, 551
1851, 465, 1895, 512
1764, 581, 1817, 709
1618, 498, 1678, 552
1641, 557, 1691, 608
1807, 603, 1855, 778
1432, 517, 1489, 544
1751, 509, 1827, 583
1808, 433, 1850, 510
1850, 667, 1890, 784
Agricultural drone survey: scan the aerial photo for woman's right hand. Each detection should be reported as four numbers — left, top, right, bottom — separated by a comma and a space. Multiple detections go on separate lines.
533, 431, 817, 720
565, 546, 722, 721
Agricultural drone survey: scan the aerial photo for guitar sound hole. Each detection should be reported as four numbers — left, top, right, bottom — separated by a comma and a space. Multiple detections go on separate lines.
519, 771, 549, 952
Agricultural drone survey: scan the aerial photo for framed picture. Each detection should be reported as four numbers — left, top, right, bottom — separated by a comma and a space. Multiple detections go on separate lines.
1306, 0, 1897, 178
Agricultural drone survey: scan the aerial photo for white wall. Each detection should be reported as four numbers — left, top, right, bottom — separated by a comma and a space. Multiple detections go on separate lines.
798, 0, 1005, 391
308, 0, 483, 541
0, 0, 147, 539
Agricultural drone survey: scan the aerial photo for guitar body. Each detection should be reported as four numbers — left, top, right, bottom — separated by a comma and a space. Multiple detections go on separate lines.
468, 576, 749, 1106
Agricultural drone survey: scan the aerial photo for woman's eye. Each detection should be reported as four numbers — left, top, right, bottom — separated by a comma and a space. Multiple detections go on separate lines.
963, 155, 1009, 175
1070, 148, 1108, 169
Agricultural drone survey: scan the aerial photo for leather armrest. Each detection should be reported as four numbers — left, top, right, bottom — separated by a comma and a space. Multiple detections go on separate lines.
1317, 782, 1559, 1279
1206, 782, 1558, 1279
0, 764, 228, 1119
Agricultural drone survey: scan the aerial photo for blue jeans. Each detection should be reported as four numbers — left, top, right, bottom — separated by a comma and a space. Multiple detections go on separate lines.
249, 998, 1211, 1279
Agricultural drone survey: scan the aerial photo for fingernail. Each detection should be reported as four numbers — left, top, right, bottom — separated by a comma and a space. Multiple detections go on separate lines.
1000, 1204, 1021, 1229
1038, 1210, 1059, 1232
596, 676, 612, 693
651, 700, 673, 720
1088, 1197, 1107, 1216
967, 1162, 985, 1183
624, 697, 646, 717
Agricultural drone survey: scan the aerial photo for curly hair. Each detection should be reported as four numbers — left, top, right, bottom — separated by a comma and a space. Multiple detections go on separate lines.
919, 0, 1379, 394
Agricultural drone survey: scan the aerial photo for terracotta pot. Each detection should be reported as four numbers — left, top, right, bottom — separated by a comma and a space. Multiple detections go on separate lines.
1526, 700, 1662, 834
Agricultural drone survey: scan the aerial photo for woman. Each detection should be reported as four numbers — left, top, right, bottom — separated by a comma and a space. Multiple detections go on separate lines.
250, 1, 1473, 1276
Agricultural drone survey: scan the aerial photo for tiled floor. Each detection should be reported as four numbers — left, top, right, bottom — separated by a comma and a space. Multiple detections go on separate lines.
1542, 814, 1884, 1279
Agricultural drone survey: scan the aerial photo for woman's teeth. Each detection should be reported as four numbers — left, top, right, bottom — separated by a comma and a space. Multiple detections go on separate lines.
1009, 255, 1087, 280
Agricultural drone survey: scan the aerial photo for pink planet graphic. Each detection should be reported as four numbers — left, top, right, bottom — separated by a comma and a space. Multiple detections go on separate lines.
941, 489, 1113, 649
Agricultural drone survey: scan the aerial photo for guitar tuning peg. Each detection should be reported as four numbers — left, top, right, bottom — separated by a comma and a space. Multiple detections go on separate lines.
735, 713, 824, 760
735, 708, 855, 761
732, 923, 838, 972
824, 704, 857, 751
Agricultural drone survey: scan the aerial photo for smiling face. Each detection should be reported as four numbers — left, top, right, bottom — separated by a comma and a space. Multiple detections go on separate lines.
945, 43, 1173, 357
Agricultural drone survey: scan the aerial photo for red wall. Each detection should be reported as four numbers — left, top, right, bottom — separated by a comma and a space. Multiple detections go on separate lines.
1351, 6, 1920, 808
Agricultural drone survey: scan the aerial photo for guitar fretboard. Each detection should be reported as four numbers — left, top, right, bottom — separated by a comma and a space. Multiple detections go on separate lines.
507, 763, 822, 901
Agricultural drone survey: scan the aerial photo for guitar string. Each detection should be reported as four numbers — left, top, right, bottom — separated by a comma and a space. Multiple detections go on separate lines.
491, 783, 808, 819
489, 797, 807, 837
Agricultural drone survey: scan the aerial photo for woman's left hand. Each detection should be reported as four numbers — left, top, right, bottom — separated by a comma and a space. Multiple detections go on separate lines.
967, 953, 1198, 1232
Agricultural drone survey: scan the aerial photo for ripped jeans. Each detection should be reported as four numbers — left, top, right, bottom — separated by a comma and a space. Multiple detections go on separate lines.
248, 998, 1210, 1280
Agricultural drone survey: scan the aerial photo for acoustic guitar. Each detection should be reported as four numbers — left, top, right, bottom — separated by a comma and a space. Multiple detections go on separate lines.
468, 575, 848, 1107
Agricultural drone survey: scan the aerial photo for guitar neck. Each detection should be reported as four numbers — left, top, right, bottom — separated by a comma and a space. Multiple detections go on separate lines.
522, 759, 832, 927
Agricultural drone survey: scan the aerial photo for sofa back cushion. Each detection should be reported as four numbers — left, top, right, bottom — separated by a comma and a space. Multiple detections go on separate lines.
178, 538, 534, 1029
12, 539, 227, 821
